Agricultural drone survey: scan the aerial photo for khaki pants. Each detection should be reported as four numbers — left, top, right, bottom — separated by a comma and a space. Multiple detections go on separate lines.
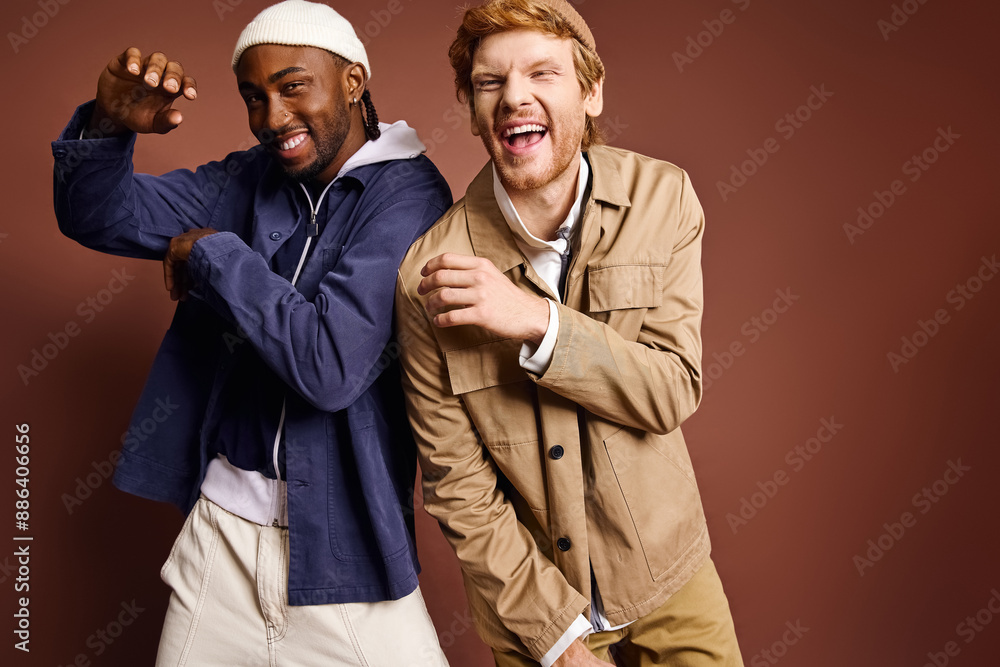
493, 559, 743, 666
155, 496, 449, 667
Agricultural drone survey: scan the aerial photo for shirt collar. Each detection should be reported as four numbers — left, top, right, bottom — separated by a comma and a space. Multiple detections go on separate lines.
492, 153, 591, 251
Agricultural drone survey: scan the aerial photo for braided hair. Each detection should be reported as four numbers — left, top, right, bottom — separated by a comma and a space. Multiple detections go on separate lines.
328, 52, 381, 141
360, 89, 381, 141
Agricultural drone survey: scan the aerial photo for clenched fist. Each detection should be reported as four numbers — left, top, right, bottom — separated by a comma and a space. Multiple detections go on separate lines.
418, 253, 550, 344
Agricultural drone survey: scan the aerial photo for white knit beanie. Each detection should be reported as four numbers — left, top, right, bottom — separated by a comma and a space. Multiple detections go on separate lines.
231, 0, 371, 80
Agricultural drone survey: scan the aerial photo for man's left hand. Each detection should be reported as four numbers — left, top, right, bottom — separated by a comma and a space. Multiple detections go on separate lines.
163, 228, 218, 301
552, 638, 611, 665
418, 253, 549, 344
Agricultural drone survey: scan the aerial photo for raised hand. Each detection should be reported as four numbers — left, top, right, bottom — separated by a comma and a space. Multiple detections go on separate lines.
89, 47, 198, 136
418, 252, 550, 344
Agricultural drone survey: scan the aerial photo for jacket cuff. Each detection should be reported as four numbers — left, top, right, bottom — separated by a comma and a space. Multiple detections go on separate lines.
524, 596, 590, 662
51, 100, 137, 160
187, 231, 251, 286
519, 299, 560, 374
524, 301, 576, 384
539, 614, 593, 667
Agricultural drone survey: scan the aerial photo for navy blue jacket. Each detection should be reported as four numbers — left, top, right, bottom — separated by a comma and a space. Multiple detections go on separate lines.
52, 102, 452, 605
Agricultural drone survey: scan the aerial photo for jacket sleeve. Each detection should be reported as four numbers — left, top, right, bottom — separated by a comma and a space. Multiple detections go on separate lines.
187, 189, 450, 413
52, 100, 244, 259
530, 169, 705, 436
395, 270, 590, 661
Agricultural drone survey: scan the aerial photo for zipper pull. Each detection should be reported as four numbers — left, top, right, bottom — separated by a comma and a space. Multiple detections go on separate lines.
306, 210, 319, 238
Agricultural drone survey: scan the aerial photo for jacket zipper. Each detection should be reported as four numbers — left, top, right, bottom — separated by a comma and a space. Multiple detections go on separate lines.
269, 183, 335, 527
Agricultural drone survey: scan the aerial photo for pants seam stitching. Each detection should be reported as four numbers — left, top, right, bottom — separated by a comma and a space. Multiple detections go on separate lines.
176, 502, 221, 666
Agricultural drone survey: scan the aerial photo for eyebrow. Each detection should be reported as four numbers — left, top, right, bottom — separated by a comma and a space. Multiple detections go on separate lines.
268, 66, 307, 83
524, 57, 563, 71
472, 57, 563, 78
238, 66, 309, 91
470, 67, 501, 80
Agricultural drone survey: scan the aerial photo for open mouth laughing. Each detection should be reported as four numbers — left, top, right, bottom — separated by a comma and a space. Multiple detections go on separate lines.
501, 122, 549, 153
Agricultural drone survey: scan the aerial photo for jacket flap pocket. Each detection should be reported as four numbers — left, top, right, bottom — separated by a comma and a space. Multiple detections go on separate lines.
445, 339, 525, 395
323, 246, 344, 272
587, 264, 665, 312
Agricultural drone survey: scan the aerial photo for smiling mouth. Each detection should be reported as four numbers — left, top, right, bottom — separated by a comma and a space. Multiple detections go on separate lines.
271, 130, 310, 158
502, 124, 548, 149
279, 133, 308, 151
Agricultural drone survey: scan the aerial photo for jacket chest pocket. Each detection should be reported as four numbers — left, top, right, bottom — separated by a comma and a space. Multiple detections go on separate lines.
586, 264, 666, 340
323, 246, 344, 272
444, 339, 548, 511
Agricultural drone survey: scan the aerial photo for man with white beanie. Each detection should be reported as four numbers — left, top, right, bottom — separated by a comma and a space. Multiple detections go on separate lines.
51, 1, 452, 664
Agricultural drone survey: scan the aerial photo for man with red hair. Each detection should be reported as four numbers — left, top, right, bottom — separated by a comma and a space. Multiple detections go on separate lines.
396, 0, 743, 665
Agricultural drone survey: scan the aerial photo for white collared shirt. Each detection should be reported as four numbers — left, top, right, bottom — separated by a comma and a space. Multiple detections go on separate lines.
492, 154, 589, 374
492, 155, 632, 666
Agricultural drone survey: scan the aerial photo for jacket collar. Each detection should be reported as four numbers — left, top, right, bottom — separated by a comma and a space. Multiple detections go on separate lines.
465, 162, 528, 274
465, 144, 632, 271
586, 145, 632, 209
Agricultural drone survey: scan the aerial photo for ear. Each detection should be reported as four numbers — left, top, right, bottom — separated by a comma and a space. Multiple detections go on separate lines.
468, 100, 481, 137
344, 63, 367, 103
584, 78, 604, 119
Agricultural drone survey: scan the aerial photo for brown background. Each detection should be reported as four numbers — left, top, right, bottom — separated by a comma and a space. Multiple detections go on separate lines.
2, 0, 999, 665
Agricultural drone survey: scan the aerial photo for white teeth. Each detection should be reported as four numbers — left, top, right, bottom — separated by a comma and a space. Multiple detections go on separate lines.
503, 124, 546, 138
279, 134, 307, 151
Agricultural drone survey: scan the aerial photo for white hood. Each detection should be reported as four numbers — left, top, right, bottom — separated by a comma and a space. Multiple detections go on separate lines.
337, 121, 426, 179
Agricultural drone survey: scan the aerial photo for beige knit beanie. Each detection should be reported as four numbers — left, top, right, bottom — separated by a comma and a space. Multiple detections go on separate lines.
535, 0, 601, 65
231, 0, 371, 79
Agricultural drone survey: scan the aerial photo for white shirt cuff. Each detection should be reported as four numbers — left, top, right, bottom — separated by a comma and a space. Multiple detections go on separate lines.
518, 300, 560, 374
539, 615, 593, 667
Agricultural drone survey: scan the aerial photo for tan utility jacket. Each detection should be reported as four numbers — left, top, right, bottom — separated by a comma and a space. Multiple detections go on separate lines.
396, 145, 711, 661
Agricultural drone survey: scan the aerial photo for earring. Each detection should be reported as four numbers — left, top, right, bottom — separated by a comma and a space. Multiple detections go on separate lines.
352, 97, 357, 106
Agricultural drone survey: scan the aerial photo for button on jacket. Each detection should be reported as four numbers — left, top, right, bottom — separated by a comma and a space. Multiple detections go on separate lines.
52, 101, 453, 606
396, 145, 711, 660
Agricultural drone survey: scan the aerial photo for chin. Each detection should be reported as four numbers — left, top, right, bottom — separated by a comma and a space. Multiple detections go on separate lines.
496, 156, 559, 191
282, 157, 329, 183
500, 169, 549, 191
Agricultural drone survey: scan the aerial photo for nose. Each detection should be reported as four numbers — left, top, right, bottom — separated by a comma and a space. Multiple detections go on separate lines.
500, 75, 533, 112
260, 97, 289, 141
